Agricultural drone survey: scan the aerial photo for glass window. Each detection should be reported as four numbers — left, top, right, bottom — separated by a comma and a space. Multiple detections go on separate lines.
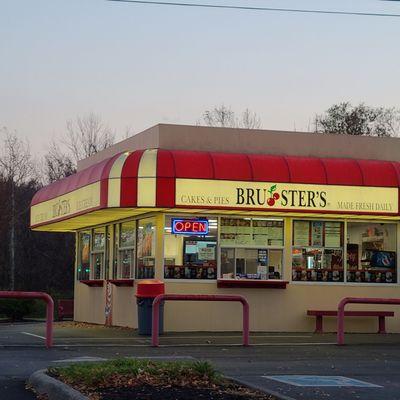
114, 221, 135, 279
220, 217, 284, 247
221, 247, 283, 280
137, 218, 156, 279
77, 231, 91, 280
220, 217, 284, 280
91, 227, 107, 280
164, 216, 218, 279
347, 222, 397, 284
292, 220, 344, 282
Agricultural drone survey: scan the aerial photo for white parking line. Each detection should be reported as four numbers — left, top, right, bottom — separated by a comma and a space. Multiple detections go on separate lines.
21, 332, 45, 340
52, 356, 108, 363
148, 335, 313, 340
52, 335, 312, 340
46, 342, 335, 348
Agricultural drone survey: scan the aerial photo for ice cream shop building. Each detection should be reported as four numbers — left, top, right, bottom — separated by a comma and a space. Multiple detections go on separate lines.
30, 124, 400, 333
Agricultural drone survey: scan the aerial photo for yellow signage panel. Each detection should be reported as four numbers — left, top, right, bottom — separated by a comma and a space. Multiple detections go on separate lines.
31, 182, 101, 226
175, 179, 398, 215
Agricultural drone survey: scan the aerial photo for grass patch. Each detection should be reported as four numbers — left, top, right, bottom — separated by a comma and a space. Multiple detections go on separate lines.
49, 359, 222, 388
49, 359, 275, 399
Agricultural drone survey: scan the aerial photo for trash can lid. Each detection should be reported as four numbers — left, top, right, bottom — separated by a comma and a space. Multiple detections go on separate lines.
136, 280, 165, 298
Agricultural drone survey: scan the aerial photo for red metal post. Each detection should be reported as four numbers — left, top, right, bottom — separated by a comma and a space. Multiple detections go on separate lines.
151, 294, 250, 347
315, 315, 323, 333
337, 298, 346, 345
378, 316, 386, 334
337, 297, 400, 345
0, 291, 54, 348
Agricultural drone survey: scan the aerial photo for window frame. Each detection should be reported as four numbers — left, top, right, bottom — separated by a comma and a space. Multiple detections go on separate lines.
290, 218, 399, 286
136, 217, 157, 280
163, 214, 218, 281
77, 230, 91, 281
220, 247, 284, 280
113, 220, 136, 279
219, 216, 284, 280
163, 214, 285, 282
90, 226, 108, 280
345, 220, 398, 285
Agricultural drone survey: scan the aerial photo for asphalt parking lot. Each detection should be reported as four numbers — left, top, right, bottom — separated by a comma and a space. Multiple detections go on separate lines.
1, 321, 400, 400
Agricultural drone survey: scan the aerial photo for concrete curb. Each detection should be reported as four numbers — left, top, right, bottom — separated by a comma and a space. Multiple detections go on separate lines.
228, 376, 297, 400
28, 369, 89, 400
28, 369, 295, 400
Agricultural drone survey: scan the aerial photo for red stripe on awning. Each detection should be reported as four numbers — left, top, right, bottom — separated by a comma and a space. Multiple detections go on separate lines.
154, 150, 400, 187
120, 150, 144, 207
31, 155, 121, 206
31, 148, 400, 213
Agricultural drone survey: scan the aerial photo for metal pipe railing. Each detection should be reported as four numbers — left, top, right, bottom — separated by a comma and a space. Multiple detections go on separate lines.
337, 297, 400, 345
0, 291, 54, 348
151, 294, 250, 347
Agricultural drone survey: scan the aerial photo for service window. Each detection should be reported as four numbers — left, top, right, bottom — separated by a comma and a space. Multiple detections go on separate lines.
347, 222, 397, 283
77, 230, 91, 280
91, 227, 107, 280
114, 221, 135, 279
164, 216, 218, 279
220, 217, 284, 280
291, 220, 344, 282
137, 218, 156, 279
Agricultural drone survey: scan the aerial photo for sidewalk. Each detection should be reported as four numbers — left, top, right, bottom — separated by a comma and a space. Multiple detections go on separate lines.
1, 321, 400, 399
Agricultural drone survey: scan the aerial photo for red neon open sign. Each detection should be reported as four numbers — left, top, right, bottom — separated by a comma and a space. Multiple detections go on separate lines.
171, 219, 209, 235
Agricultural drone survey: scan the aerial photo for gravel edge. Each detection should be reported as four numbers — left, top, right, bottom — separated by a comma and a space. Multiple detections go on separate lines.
227, 376, 297, 400
28, 369, 294, 400
28, 369, 89, 400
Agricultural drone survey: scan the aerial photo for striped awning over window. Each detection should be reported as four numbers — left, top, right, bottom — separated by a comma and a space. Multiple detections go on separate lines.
30, 149, 400, 231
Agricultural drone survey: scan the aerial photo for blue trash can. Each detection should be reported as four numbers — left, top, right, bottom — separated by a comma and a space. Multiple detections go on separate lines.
136, 280, 165, 336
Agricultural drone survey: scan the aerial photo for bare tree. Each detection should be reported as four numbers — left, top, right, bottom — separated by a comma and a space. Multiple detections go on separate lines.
64, 113, 115, 162
314, 102, 400, 137
0, 128, 35, 290
123, 125, 136, 139
43, 113, 115, 183
240, 108, 262, 129
43, 141, 76, 183
200, 105, 262, 129
202, 105, 236, 128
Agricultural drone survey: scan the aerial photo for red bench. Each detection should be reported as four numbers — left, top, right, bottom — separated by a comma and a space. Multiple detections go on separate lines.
307, 310, 394, 334
57, 299, 74, 321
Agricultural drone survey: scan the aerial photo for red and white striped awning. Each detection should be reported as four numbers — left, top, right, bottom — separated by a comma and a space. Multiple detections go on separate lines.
30, 149, 400, 231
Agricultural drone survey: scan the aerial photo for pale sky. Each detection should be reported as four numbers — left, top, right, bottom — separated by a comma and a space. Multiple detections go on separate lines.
1, 0, 400, 154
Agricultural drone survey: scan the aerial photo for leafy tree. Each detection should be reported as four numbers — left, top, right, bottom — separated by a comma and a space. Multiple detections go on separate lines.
314, 102, 400, 137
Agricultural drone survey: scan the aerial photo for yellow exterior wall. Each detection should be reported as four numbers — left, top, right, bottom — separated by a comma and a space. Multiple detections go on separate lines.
74, 281, 400, 332
74, 283, 106, 325
73, 213, 400, 332
111, 287, 137, 328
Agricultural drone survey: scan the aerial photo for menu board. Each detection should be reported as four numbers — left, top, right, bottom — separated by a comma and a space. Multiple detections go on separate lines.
268, 226, 283, 240
235, 234, 252, 245
325, 222, 342, 247
220, 218, 283, 247
293, 221, 310, 246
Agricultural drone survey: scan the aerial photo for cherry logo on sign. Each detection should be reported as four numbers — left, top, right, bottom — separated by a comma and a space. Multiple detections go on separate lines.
266, 184, 280, 206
